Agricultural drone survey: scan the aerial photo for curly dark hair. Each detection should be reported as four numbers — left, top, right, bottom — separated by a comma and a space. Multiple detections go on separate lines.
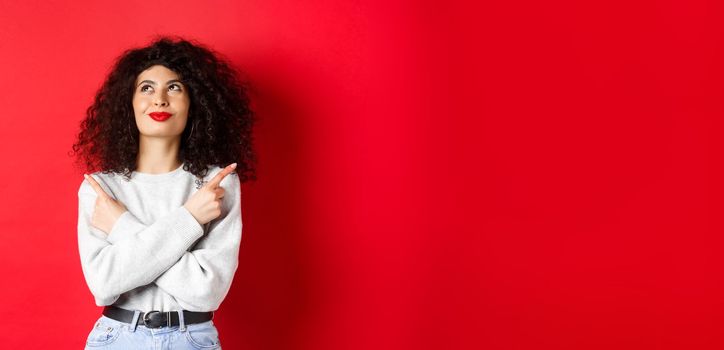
70, 35, 257, 183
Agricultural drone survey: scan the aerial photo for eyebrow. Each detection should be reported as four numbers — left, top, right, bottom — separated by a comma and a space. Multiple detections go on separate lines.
137, 79, 183, 87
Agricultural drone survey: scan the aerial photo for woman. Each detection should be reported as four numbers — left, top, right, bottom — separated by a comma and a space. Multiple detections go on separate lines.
71, 36, 257, 349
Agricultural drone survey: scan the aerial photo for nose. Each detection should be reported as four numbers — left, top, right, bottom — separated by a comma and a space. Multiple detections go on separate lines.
153, 92, 168, 107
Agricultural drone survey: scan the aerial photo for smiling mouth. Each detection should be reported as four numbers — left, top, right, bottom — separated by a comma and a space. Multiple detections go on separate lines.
149, 112, 172, 121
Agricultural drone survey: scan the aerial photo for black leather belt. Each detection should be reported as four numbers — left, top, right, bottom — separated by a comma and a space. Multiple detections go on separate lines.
103, 305, 214, 329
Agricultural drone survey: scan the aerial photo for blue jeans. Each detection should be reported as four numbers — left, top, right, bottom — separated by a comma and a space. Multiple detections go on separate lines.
84, 311, 222, 350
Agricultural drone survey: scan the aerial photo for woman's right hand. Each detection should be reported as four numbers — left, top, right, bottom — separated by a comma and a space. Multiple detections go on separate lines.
183, 163, 237, 225
84, 174, 128, 234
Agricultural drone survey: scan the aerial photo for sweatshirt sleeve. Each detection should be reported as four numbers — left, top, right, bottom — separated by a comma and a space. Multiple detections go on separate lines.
102, 172, 243, 312
77, 176, 205, 306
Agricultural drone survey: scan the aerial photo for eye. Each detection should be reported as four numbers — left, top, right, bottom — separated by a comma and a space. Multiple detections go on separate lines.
169, 84, 183, 91
140, 85, 153, 93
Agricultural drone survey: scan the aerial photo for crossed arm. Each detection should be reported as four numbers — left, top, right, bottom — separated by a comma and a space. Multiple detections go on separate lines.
76, 173, 242, 311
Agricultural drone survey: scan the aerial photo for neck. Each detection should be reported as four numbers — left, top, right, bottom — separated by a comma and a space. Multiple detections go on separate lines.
136, 135, 182, 174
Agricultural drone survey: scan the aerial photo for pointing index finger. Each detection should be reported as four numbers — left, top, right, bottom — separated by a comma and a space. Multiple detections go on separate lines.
83, 174, 110, 199
205, 163, 237, 189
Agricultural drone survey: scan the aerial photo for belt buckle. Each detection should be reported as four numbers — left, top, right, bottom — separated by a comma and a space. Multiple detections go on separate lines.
143, 310, 164, 328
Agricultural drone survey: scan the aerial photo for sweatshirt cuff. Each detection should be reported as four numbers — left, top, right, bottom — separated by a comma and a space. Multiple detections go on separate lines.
107, 211, 145, 244
175, 205, 205, 246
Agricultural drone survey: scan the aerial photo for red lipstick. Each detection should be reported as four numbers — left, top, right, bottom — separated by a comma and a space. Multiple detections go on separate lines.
149, 112, 172, 121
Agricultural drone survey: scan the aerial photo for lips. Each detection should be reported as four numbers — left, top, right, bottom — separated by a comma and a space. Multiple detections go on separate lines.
149, 112, 172, 121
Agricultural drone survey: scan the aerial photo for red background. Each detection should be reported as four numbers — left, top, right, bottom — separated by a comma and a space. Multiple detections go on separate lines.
1, 0, 723, 349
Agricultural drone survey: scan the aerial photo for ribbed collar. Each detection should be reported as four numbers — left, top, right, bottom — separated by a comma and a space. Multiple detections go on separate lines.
130, 162, 186, 183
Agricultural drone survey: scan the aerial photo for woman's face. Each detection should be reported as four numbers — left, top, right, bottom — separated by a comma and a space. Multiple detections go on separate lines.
132, 65, 190, 140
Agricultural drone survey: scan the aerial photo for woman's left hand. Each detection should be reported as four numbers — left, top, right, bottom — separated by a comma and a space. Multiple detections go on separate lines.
84, 174, 128, 234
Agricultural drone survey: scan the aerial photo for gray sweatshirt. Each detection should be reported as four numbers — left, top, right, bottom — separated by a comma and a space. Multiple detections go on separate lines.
76, 163, 242, 312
